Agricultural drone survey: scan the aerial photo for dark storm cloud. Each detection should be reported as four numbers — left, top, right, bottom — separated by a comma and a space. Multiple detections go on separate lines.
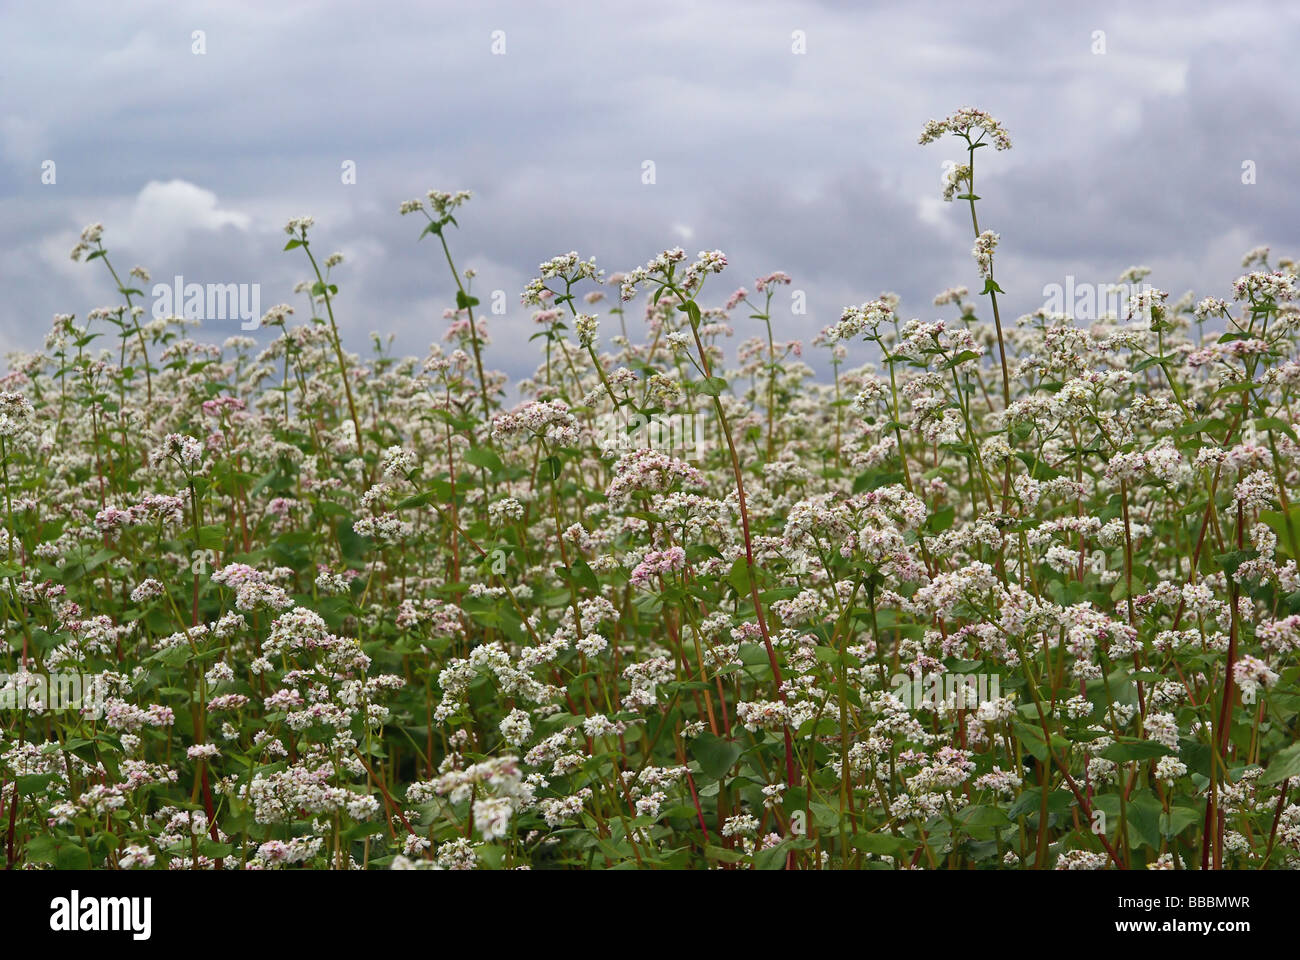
2, 0, 1297, 382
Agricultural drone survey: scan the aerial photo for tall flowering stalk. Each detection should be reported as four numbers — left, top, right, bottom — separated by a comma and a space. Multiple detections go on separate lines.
403, 191, 496, 429
621, 249, 800, 794
71, 224, 155, 404
284, 217, 366, 466
920, 107, 1013, 407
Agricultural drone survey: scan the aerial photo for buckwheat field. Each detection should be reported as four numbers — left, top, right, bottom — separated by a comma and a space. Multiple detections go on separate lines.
5, 107, 1299, 871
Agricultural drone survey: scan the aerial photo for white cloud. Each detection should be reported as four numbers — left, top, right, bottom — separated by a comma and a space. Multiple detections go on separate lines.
128, 180, 249, 235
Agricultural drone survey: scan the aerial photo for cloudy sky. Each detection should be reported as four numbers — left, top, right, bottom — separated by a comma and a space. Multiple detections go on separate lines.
2, 0, 1297, 384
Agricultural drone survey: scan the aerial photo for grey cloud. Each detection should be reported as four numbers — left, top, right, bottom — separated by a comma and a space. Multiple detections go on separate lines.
2, 0, 1297, 380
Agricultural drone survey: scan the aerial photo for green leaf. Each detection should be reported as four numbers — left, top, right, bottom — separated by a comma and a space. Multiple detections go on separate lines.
24, 834, 57, 864
80, 548, 115, 572
56, 842, 91, 870
1161, 804, 1202, 837
690, 732, 742, 779
336, 516, 372, 562
556, 558, 599, 594
1101, 738, 1174, 762
16, 773, 56, 794
1255, 417, 1298, 442
463, 446, 503, 473
1007, 786, 1074, 821
1132, 355, 1166, 372
1127, 790, 1163, 850
704, 845, 746, 863
754, 841, 789, 870
395, 491, 437, 510
1014, 721, 1048, 763
1214, 549, 1259, 582
698, 376, 728, 397
727, 556, 752, 597
853, 469, 904, 493
1260, 741, 1300, 784
940, 350, 981, 370
851, 832, 910, 856
1260, 506, 1300, 559
198, 524, 226, 549
956, 804, 1011, 838
925, 506, 955, 533
200, 840, 234, 858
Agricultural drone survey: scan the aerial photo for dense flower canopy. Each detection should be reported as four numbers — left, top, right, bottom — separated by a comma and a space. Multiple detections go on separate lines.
1, 112, 1297, 871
